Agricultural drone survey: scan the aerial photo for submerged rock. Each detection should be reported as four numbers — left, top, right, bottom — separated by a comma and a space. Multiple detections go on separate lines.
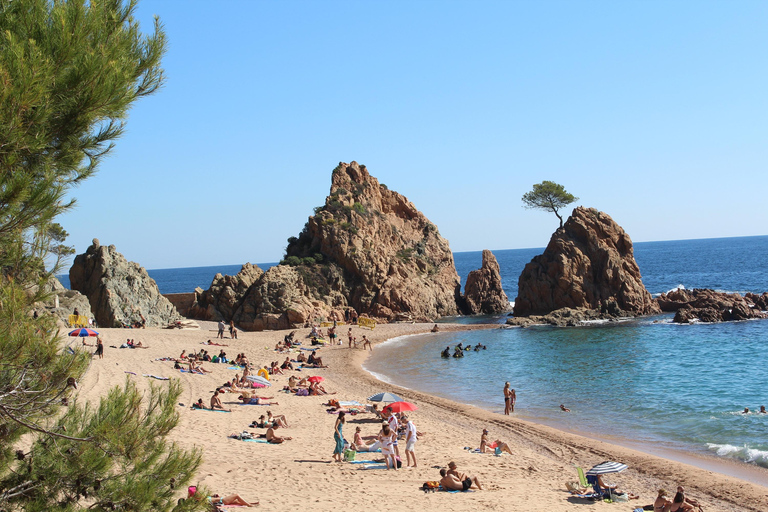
69, 239, 180, 327
463, 250, 510, 314
513, 207, 659, 318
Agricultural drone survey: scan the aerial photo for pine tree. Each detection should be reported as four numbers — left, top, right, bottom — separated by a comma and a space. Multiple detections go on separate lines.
0, 1, 207, 509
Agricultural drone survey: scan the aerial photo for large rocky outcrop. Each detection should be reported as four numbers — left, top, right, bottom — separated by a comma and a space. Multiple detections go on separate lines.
69, 239, 181, 327
186, 162, 463, 328
657, 288, 768, 323
463, 250, 510, 314
513, 207, 660, 318
281, 161, 462, 321
187, 263, 263, 321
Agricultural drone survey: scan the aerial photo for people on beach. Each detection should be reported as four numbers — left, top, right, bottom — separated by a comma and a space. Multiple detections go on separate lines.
503, 382, 514, 414
188, 487, 257, 507
445, 461, 482, 490
351, 426, 381, 452
743, 407, 750, 414
386, 409, 401, 460
441, 346, 451, 358
760, 405, 767, 414
480, 429, 513, 455
210, 390, 229, 411
560, 404, 571, 412
237, 395, 279, 406
380, 424, 397, 469
652, 489, 671, 511
332, 411, 346, 462
362, 335, 372, 351
404, 414, 417, 467
673, 486, 703, 511
431, 324, 440, 332
94, 337, 104, 359
266, 425, 292, 444
217, 320, 225, 339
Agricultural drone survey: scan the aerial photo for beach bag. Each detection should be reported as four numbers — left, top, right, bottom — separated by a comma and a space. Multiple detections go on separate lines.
422, 481, 439, 493
343, 448, 356, 461
296, 388, 309, 396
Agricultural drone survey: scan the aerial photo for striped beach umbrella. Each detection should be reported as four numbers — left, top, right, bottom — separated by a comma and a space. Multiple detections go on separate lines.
367, 392, 403, 403
585, 461, 628, 476
246, 375, 271, 387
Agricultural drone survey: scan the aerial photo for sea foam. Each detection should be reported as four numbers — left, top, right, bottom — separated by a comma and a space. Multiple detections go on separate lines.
707, 443, 768, 468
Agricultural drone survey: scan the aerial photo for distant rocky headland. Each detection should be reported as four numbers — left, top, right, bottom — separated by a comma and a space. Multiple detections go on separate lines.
40, 164, 767, 330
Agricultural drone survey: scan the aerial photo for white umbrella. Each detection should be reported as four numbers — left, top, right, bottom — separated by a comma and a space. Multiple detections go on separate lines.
585, 461, 628, 476
367, 392, 403, 403
246, 375, 271, 387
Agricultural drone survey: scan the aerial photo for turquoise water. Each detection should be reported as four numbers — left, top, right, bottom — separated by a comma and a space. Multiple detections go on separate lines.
367, 236, 768, 469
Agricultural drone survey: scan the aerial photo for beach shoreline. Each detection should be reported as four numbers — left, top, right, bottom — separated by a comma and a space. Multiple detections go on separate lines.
72, 321, 768, 511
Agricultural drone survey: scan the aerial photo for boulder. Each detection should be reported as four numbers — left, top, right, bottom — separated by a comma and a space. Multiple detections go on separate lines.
35, 277, 93, 326
463, 250, 510, 314
69, 239, 180, 327
661, 288, 768, 323
513, 207, 660, 318
187, 263, 263, 321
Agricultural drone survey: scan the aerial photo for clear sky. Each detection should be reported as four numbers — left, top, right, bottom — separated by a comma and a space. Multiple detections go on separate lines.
58, 1, 768, 270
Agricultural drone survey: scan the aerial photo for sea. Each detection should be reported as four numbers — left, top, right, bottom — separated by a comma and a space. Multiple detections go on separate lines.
58, 235, 768, 471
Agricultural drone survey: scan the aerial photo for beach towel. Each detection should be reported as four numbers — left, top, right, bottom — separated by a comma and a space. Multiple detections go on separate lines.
192, 408, 231, 413
358, 464, 388, 470
179, 368, 204, 374
124, 371, 137, 375
339, 401, 362, 406
143, 374, 169, 380
227, 366, 242, 370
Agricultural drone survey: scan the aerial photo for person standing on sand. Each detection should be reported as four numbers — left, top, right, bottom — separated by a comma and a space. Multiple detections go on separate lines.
94, 337, 104, 359
217, 320, 225, 339
362, 335, 372, 351
503, 382, 513, 414
404, 414, 417, 467
332, 411, 346, 462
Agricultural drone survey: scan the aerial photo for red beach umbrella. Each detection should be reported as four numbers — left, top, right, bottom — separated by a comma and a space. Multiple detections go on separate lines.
307, 376, 324, 383
383, 401, 417, 413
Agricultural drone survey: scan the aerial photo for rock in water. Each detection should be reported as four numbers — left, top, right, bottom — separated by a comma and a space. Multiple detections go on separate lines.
513, 207, 659, 317
69, 239, 180, 327
463, 250, 510, 314
660, 288, 768, 323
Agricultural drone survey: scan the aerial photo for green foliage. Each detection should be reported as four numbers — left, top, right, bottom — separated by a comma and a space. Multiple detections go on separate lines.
0, 1, 205, 509
281, 256, 302, 266
312, 206, 323, 215
313, 253, 324, 263
339, 222, 357, 234
380, 183, 388, 190
352, 202, 366, 215
521, 180, 579, 228
301, 257, 316, 266
0, 0, 167, 247
322, 218, 337, 226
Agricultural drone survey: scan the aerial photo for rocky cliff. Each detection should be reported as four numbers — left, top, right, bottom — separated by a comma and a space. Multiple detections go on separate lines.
513, 207, 659, 318
463, 250, 509, 314
69, 239, 181, 327
36, 277, 93, 326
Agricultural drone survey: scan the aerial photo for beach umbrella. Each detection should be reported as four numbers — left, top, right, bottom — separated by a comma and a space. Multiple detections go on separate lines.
246, 375, 271, 387
68, 328, 99, 337
307, 376, 324, 383
383, 401, 417, 413
585, 461, 628, 476
367, 392, 403, 403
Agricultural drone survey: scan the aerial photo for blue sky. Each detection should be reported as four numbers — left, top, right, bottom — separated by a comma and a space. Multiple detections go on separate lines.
58, 1, 768, 270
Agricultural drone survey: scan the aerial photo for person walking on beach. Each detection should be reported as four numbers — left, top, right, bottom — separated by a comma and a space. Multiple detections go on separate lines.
94, 337, 104, 359
404, 414, 417, 467
217, 320, 225, 339
362, 335, 372, 351
503, 382, 514, 414
332, 411, 346, 462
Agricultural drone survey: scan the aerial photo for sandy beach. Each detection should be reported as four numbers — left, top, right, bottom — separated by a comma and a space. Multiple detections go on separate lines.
70, 322, 768, 511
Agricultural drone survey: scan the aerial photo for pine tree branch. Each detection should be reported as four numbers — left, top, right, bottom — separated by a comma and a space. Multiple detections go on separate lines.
0, 404, 93, 442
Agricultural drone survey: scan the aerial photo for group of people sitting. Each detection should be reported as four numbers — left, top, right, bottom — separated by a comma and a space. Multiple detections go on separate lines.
439, 461, 483, 491
653, 487, 703, 512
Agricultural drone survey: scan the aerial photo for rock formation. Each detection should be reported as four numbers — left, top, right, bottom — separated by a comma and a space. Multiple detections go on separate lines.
187, 162, 464, 328
513, 206, 660, 318
187, 263, 263, 321
281, 161, 462, 321
36, 277, 93, 326
463, 250, 510, 314
69, 239, 181, 327
657, 288, 768, 323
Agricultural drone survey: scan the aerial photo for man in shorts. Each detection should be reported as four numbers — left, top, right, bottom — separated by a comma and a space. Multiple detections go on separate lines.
404, 414, 417, 467
446, 461, 483, 490
439, 467, 482, 491
386, 409, 400, 460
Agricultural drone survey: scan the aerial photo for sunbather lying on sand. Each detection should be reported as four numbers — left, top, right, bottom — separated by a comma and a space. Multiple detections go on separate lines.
238, 394, 279, 406
351, 426, 382, 452
188, 487, 257, 507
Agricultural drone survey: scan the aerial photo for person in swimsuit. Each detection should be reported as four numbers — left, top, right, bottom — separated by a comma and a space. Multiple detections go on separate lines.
94, 337, 104, 359
653, 489, 671, 512
503, 382, 512, 415
479, 429, 513, 454
379, 424, 397, 470
445, 461, 482, 490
